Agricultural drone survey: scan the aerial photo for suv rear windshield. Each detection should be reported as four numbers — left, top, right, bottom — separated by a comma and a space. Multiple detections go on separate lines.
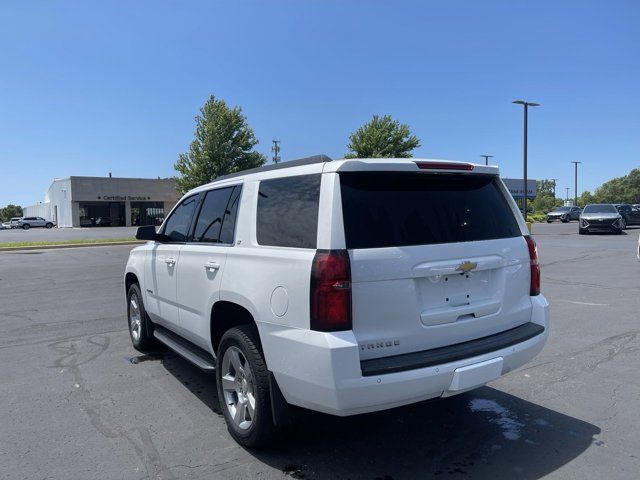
340, 172, 520, 249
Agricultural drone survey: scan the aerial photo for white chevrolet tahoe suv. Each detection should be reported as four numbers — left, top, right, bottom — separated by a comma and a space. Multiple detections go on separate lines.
125, 155, 549, 447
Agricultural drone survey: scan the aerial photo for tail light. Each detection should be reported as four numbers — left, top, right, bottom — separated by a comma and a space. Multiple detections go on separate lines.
525, 235, 540, 296
310, 250, 352, 331
415, 161, 474, 171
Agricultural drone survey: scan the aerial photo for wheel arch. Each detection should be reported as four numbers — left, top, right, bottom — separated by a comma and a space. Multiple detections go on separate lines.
125, 271, 139, 295
210, 300, 260, 355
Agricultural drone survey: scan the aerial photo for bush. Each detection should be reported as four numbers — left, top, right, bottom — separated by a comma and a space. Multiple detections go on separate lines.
527, 213, 547, 223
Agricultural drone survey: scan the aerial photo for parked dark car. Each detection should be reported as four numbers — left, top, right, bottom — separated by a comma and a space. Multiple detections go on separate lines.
614, 204, 640, 229
95, 217, 112, 227
79, 216, 94, 227
579, 204, 623, 235
546, 206, 582, 223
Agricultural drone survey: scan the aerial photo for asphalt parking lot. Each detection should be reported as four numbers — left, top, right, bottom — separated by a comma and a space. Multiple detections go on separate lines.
0, 226, 139, 242
1, 222, 639, 480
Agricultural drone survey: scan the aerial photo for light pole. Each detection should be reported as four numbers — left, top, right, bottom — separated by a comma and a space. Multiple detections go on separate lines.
480, 155, 494, 166
552, 178, 558, 200
513, 100, 540, 217
571, 161, 582, 206
565, 187, 570, 202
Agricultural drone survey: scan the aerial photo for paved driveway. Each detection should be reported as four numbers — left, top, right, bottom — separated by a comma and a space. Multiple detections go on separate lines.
1, 223, 639, 479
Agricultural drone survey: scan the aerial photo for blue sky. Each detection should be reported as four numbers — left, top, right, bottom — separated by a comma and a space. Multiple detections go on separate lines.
1, 0, 639, 206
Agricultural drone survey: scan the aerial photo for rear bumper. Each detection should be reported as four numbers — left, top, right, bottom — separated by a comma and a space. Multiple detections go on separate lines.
260, 295, 550, 416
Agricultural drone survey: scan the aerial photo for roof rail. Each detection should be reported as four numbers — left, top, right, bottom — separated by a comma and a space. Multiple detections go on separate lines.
214, 154, 332, 182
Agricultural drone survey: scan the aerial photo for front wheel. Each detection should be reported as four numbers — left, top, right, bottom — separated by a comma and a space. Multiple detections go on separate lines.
45, 223, 53, 229
216, 325, 276, 448
127, 283, 155, 351
561, 216, 569, 223
621, 218, 627, 230
22, 224, 30, 230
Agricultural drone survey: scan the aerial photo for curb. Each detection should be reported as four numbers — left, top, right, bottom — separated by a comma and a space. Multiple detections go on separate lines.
0, 240, 144, 252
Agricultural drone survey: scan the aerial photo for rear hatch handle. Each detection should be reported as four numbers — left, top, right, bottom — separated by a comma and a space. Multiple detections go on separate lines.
412, 255, 507, 278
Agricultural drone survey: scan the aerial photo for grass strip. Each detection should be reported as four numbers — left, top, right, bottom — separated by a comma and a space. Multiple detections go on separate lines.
0, 237, 139, 248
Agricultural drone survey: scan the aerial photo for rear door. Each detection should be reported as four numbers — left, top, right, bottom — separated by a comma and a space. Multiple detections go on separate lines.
339, 171, 531, 361
176, 185, 242, 351
144, 194, 199, 329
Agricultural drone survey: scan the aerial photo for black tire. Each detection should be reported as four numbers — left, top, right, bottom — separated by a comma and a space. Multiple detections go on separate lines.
546, 220, 552, 223
45, 223, 53, 229
216, 325, 277, 448
22, 224, 30, 230
579, 229, 586, 235
561, 216, 569, 223
126, 283, 155, 351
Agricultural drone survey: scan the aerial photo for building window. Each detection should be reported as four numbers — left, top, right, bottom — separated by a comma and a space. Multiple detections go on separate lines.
78, 202, 125, 227
131, 202, 165, 226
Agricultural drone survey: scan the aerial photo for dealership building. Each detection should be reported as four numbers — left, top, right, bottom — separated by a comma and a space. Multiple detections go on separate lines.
23, 176, 179, 227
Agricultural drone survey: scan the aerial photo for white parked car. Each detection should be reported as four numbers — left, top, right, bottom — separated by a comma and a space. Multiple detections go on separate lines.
125, 156, 549, 447
17, 216, 55, 229
9, 217, 21, 228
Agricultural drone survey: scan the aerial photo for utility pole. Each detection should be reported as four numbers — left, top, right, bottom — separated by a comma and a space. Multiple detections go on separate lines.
551, 178, 558, 200
565, 187, 570, 202
513, 100, 540, 217
271, 139, 281, 164
480, 155, 494, 166
571, 161, 582, 206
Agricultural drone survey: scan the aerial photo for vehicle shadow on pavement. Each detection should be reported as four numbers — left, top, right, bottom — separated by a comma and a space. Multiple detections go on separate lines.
161, 355, 600, 480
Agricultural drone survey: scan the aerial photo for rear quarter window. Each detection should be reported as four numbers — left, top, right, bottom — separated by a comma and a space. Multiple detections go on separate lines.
256, 174, 321, 249
340, 172, 520, 249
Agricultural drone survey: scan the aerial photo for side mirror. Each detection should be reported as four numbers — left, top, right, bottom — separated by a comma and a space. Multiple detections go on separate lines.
136, 225, 158, 241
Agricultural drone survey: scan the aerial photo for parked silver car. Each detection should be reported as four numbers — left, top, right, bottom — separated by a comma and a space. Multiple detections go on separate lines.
17, 216, 55, 230
579, 204, 623, 234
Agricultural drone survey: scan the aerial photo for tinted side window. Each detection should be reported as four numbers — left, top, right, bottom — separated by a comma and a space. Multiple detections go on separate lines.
257, 174, 321, 249
163, 195, 198, 242
340, 173, 520, 249
193, 186, 240, 244
220, 186, 242, 244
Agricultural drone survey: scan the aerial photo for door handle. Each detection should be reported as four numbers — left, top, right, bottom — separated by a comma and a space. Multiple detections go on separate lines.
164, 257, 176, 266
204, 261, 220, 271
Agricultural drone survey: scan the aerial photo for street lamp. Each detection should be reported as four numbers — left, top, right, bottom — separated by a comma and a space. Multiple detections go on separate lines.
513, 100, 540, 217
571, 161, 582, 206
565, 187, 570, 202
480, 154, 494, 166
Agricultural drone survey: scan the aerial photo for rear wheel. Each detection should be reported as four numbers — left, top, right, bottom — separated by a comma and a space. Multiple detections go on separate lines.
216, 325, 276, 448
127, 283, 155, 351
561, 216, 569, 223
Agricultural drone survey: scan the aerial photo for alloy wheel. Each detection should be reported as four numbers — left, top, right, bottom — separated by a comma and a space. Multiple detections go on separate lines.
129, 294, 142, 342
221, 346, 256, 430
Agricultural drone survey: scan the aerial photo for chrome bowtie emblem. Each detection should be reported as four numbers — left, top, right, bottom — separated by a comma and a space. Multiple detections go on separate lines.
456, 261, 478, 274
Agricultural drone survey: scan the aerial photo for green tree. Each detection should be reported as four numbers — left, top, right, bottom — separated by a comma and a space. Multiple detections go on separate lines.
531, 179, 558, 213
174, 95, 266, 193
345, 114, 420, 159
578, 191, 595, 206
593, 168, 640, 204
0, 204, 23, 222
